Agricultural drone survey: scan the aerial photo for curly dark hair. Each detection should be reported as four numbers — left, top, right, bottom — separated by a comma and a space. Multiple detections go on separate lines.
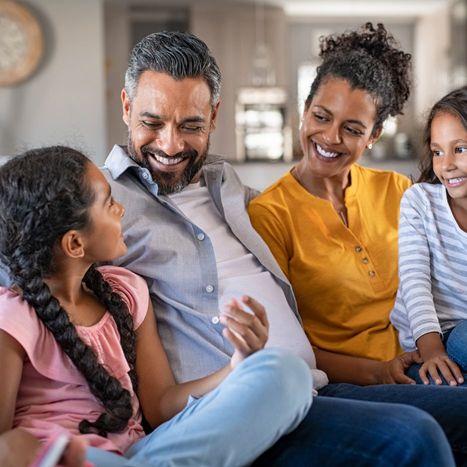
0, 146, 137, 437
305, 22, 412, 135
417, 86, 467, 183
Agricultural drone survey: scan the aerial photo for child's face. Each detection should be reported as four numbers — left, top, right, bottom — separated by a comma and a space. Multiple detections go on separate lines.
432, 111, 467, 200
81, 163, 127, 262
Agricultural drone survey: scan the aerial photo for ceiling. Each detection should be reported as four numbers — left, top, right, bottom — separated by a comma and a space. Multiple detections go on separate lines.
107, 0, 451, 19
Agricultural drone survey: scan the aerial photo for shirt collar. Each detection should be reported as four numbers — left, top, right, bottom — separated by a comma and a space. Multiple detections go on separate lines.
103, 145, 139, 180
103, 144, 227, 186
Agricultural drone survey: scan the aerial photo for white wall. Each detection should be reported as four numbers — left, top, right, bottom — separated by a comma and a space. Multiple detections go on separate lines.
0, 0, 107, 163
191, 2, 287, 160
414, 4, 451, 118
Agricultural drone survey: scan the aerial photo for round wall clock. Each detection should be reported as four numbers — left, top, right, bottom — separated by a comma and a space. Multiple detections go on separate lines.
0, 1, 44, 86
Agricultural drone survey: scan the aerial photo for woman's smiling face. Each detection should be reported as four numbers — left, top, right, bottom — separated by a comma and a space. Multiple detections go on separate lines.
300, 77, 380, 180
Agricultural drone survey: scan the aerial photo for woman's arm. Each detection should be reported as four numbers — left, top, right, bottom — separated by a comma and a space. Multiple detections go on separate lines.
314, 347, 422, 385
136, 296, 268, 429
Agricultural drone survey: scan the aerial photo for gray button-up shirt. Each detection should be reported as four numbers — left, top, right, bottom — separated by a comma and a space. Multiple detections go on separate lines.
103, 145, 306, 384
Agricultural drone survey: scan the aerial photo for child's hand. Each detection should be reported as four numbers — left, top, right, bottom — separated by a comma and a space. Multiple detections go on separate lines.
220, 296, 269, 368
61, 436, 88, 467
419, 354, 464, 386
0, 428, 40, 467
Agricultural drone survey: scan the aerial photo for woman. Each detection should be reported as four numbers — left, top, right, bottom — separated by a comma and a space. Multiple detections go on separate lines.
249, 25, 467, 462
249, 22, 418, 385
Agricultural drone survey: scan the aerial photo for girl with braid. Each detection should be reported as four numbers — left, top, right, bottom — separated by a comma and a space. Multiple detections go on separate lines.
0, 146, 312, 467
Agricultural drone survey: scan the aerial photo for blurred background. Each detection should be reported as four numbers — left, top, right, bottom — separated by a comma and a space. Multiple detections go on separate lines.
0, 0, 466, 188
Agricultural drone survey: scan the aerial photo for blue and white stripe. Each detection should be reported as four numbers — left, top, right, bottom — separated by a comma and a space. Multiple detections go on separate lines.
390, 183, 467, 351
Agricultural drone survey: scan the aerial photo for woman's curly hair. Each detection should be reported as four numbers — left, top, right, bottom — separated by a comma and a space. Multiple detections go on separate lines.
305, 22, 412, 135
417, 86, 467, 183
0, 146, 137, 437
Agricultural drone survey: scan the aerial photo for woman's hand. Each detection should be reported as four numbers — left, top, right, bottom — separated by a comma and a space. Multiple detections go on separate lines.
419, 353, 464, 386
378, 351, 423, 384
220, 296, 269, 368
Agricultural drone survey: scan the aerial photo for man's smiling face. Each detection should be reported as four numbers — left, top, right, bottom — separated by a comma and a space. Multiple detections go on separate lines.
122, 70, 218, 194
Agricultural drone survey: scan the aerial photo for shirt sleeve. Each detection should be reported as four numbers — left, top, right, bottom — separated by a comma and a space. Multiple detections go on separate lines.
395, 186, 442, 344
0, 288, 85, 384
97, 266, 149, 329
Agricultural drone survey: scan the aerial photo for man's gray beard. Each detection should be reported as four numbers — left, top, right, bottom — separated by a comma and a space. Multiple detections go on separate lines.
127, 136, 209, 195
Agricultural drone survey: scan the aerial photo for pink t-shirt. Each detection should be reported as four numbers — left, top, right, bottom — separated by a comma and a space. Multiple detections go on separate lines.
0, 266, 148, 453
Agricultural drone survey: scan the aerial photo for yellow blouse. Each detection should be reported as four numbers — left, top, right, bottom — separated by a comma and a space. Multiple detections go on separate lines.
248, 164, 411, 361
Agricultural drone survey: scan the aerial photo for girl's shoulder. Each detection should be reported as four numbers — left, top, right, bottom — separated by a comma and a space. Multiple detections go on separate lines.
0, 287, 38, 335
402, 182, 444, 205
0, 287, 84, 383
97, 265, 147, 289
97, 265, 149, 328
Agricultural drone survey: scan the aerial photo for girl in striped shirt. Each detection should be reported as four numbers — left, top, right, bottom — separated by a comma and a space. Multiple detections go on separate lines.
390, 86, 467, 386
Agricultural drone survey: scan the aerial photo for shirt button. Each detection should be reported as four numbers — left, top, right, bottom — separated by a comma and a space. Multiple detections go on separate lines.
205, 285, 214, 293
362, 257, 369, 264
197, 233, 205, 241
142, 171, 150, 180
368, 271, 376, 278
211, 316, 220, 324
355, 246, 363, 253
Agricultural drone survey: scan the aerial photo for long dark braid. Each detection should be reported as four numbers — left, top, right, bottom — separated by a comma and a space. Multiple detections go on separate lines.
0, 146, 137, 436
84, 265, 137, 390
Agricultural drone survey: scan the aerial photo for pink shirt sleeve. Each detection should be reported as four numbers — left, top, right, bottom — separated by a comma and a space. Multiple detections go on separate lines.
0, 267, 149, 382
0, 288, 84, 384
97, 266, 149, 329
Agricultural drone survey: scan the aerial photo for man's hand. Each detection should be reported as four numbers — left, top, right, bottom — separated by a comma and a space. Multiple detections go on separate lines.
220, 295, 269, 368
378, 351, 423, 384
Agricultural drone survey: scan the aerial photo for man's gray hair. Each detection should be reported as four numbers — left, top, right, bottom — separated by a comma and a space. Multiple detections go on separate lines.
125, 31, 222, 107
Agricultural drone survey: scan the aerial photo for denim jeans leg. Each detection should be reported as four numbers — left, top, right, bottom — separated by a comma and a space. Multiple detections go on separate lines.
86, 447, 138, 467
319, 382, 467, 462
446, 320, 467, 371
123, 349, 312, 467
253, 395, 453, 467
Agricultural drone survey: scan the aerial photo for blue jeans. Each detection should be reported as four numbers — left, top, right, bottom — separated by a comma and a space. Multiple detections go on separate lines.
254, 395, 453, 467
319, 382, 467, 465
86, 349, 455, 467
87, 348, 313, 466
407, 320, 467, 386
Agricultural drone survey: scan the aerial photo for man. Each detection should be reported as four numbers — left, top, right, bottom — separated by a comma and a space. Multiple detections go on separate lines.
101, 31, 466, 465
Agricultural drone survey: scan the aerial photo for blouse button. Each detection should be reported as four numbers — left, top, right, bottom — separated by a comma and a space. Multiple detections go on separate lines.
368, 271, 376, 278
362, 257, 369, 264
211, 316, 220, 324
205, 284, 214, 293
355, 246, 363, 253
197, 233, 205, 241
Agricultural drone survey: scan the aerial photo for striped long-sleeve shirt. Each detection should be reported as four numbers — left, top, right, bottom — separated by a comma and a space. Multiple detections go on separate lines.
390, 183, 467, 351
